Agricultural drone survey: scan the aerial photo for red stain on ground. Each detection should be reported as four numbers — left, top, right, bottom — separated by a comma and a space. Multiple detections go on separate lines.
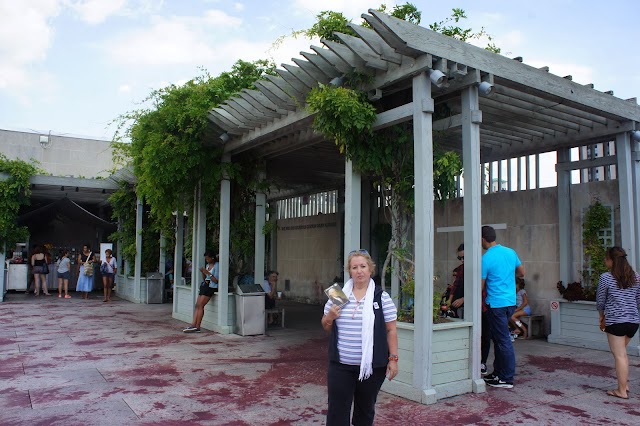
73, 338, 110, 346
133, 378, 172, 387
545, 390, 563, 396
550, 404, 590, 418
527, 356, 611, 377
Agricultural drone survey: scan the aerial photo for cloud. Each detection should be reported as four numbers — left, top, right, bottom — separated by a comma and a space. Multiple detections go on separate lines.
293, 0, 386, 21
117, 84, 132, 94
0, 0, 62, 99
527, 61, 594, 86
107, 10, 243, 66
67, 0, 128, 24
233, 2, 244, 12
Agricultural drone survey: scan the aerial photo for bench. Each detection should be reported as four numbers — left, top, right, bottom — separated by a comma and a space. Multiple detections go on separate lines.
264, 307, 285, 334
520, 315, 544, 339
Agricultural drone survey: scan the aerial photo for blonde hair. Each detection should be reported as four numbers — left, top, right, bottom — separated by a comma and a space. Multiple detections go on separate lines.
345, 252, 376, 277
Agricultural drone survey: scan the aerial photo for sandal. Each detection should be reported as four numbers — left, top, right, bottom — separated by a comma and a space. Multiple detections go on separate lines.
64, 295, 71, 299
607, 389, 629, 399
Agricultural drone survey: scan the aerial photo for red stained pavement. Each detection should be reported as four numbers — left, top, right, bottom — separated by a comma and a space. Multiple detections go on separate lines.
0, 292, 639, 425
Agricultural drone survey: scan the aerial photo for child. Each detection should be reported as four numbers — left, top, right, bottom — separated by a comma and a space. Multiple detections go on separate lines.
57, 249, 72, 298
510, 277, 531, 338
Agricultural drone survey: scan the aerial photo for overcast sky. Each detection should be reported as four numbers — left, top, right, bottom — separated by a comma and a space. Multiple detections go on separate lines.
1, 0, 639, 151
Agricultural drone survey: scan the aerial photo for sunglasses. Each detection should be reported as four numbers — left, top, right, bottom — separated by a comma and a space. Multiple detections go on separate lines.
457, 256, 464, 261
349, 249, 369, 256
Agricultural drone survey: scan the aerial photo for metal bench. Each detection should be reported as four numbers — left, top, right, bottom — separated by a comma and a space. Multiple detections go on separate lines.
264, 307, 285, 334
520, 315, 544, 339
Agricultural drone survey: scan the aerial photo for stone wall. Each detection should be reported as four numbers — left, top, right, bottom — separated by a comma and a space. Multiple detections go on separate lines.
275, 180, 620, 334
0, 129, 114, 178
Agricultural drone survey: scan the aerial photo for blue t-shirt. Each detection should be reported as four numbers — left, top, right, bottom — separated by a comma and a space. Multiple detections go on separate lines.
207, 262, 219, 288
482, 244, 521, 308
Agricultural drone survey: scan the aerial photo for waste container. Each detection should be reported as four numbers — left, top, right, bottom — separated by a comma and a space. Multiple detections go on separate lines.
235, 284, 265, 336
146, 272, 164, 304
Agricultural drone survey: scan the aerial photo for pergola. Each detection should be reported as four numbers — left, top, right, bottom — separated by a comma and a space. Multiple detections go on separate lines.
183, 10, 640, 403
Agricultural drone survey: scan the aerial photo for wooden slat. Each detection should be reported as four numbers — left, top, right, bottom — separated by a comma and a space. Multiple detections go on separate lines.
225, 100, 270, 125
265, 75, 306, 104
272, 70, 308, 96
432, 369, 469, 386
234, 94, 280, 119
480, 102, 570, 133
367, 10, 640, 122
283, 63, 318, 88
292, 58, 330, 84
360, 12, 423, 57
481, 119, 546, 138
322, 39, 369, 73
481, 97, 580, 131
218, 104, 264, 128
241, 90, 288, 115
254, 80, 297, 109
300, 51, 341, 78
207, 111, 247, 134
334, 32, 389, 70
348, 23, 403, 64
482, 111, 557, 136
310, 45, 353, 75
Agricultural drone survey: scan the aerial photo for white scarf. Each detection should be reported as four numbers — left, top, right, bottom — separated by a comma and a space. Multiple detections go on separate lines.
342, 278, 376, 381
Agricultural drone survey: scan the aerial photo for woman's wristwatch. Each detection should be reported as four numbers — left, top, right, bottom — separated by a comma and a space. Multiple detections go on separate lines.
388, 354, 399, 362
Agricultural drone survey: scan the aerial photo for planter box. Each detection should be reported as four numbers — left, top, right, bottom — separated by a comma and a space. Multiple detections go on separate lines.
381, 320, 482, 404
114, 275, 149, 304
172, 284, 235, 334
549, 299, 639, 356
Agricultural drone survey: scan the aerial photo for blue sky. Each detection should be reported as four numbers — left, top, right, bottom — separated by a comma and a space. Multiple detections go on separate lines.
1, 0, 639, 142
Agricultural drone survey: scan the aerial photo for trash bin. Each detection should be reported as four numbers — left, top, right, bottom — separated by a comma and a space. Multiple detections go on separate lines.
146, 272, 164, 304
235, 284, 265, 336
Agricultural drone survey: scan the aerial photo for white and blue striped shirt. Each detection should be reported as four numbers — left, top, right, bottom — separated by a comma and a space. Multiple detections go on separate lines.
324, 291, 397, 365
596, 272, 640, 326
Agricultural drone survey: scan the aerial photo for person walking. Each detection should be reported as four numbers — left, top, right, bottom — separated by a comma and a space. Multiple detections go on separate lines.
481, 226, 524, 389
57, 249, 72, 298
101, 249, 117, 302
76, 244, 95, 299
597, 246, 640, 400
321, 249, 398, 426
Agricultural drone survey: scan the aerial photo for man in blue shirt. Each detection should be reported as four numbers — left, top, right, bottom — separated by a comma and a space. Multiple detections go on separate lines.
481, 226, 525, 388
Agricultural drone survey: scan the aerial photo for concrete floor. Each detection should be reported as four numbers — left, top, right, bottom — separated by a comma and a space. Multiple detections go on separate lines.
1, 292, 639, 425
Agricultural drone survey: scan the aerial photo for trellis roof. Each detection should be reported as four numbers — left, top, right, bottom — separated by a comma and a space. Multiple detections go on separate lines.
207, 10, 640, 198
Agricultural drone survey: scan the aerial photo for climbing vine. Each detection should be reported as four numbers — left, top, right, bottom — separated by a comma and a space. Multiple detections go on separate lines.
0, 155, 40, 253
581, 200, 611, 287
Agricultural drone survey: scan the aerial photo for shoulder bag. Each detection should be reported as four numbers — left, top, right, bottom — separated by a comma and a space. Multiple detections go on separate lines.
84, 252, 94, 276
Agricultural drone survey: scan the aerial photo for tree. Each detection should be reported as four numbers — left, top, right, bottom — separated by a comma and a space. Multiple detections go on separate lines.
0, 155, 40, 254
111, 60, 276, 275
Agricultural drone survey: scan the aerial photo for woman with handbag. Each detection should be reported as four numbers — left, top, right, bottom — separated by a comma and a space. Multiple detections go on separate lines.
76, 244, 95, 299
31, 245, 51, 296
101, 249, 117, 302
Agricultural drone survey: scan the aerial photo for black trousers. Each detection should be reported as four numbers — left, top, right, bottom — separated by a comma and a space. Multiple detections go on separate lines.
481, 310, 492, 364
327, 362, 387, 426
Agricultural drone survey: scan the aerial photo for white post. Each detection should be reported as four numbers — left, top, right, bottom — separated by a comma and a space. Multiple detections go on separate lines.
412, 71, 436, 403
191, 182, 207, 307
270, 202, 278, 271
632, 139, 640, 270
159, 232, 166, 276
461, 85, 485, 394
344, 160, 362, 267
0, 244, 5, 302
173, 211, 184, 314
255, 171, 266, 284
557, 148, 573, 284
218, 155, 231, 330
616, 132, 636, 269
134, 196, 143, 302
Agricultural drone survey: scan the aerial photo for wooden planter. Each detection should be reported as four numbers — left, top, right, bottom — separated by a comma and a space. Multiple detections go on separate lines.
172, 284, 235, 334
382, 320, 479, 404
549, 299, 639, 356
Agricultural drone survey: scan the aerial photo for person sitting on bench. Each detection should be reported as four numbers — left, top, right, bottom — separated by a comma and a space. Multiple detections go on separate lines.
262, 270, 278, 310
510, 278, 530, 338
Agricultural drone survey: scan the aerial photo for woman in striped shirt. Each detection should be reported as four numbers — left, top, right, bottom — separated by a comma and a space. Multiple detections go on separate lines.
322, 249, 398, 426
596, 246, 640, 400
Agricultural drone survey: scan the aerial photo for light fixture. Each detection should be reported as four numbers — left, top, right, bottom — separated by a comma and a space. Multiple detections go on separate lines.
478, 81, 495, 96
368, 88, 382, 101
329, 76, 344, 87
429, 69, 446, 87
39, 134, 50, 149
631, 130, 640, 142
219, 132, 230, 143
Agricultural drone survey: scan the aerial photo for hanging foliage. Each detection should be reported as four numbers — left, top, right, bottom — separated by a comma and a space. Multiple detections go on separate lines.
0, 155, 40, 253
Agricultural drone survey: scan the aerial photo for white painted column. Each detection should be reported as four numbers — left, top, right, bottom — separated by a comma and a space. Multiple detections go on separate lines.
617, 133, 637, 269
217, 155, 231, 330
337, 190, 345, 277
269, 202, 278, 271
461, 85, 485, 394
632, 139, 640, 269
134, 196, 143, 302
557, 148, 573, 284
0, 245, 5, 302
412, 71, 436, 403
191, 182, 207, 307
159, 232, 166, 276
361, 179, 371, 252
344, 160, 362, 267
255, 172, 266, 284
173, 211, 184, 314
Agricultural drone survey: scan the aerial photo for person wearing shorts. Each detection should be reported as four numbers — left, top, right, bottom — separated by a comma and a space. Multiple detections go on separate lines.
57, 249, 72, 298
183, 252, 219, 333
597, 246, 640, 400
